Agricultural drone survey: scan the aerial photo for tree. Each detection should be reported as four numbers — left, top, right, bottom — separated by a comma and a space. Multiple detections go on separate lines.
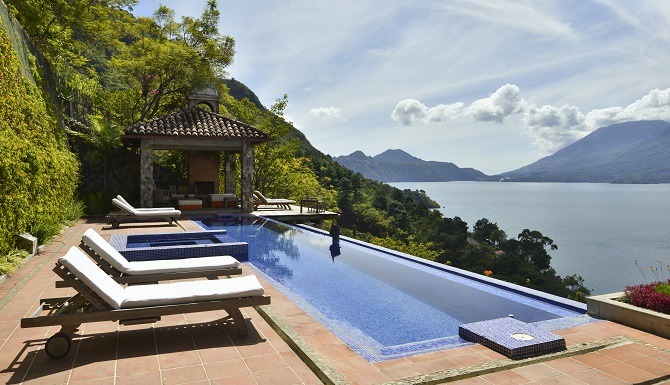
509, 229, 557, 271
107, 1, 235, 125
473, 218, 507, 247
562, 274, 591, 301
222, 94, 336, 205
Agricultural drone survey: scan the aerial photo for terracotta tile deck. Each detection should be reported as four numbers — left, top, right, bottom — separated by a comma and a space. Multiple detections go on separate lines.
1, 218, 669, 384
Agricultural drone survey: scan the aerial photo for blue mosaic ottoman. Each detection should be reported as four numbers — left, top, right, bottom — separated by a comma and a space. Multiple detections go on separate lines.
459, 316, 566, 359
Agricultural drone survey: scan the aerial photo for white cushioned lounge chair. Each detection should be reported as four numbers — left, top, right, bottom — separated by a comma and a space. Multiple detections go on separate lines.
107, 196, 181, 228
74, 228, 242, 284
116, 195, 172, 211
22, 247, 270, 358
253, 190, 296, 210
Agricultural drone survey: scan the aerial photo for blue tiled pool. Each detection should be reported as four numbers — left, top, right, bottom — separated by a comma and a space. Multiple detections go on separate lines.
197, 216, 593, 361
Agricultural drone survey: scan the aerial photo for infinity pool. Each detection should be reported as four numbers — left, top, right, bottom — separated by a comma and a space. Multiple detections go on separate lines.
197, 216, 592, 361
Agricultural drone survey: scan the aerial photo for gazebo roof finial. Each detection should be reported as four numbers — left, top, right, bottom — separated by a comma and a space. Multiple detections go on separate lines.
189, 84, 220, 113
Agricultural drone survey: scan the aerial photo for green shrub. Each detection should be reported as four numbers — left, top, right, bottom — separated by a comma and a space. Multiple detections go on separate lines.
63, 199, 86, 224
656, 282, 670, 296
0, 19, 80, 254
83, 191, 109, 215
0, 248, 29, 275
27, 219, 62, 245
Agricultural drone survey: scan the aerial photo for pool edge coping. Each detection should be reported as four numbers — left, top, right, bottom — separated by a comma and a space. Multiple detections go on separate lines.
256, 304, 350, 385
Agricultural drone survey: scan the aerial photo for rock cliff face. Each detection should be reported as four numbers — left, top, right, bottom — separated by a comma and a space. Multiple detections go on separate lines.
498, 120, 670, 183
334, 149, 489, 182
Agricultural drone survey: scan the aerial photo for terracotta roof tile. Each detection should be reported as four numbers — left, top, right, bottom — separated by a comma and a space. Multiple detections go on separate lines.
124, 107, 270, 141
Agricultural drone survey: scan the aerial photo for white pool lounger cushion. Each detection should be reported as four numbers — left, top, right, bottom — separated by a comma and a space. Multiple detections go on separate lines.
58, 247, 264, 310
82, 228, 239, 275
60, 247, 126, 309
112, 198, 180, 217
122, 276, 264, 308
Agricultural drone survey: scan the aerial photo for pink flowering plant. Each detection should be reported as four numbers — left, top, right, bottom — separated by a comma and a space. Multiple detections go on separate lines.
623, 259, 670, 315
624, 281, 670, 314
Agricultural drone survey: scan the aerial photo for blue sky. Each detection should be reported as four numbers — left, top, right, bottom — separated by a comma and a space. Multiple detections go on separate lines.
132, 0, 670, 174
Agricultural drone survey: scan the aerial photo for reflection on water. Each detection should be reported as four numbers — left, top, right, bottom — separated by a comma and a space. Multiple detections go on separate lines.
199, 216, 300, 282
329, 242, 341, 259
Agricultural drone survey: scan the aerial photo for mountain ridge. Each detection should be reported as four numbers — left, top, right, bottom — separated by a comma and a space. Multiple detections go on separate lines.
499, 120, 670, 183
334, 149, 490, 182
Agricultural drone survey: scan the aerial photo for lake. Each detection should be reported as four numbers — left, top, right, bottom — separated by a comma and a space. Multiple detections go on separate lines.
389, 181, 670, 295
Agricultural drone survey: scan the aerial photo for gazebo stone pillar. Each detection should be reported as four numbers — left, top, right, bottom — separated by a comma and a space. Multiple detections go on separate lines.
140, 139, 155, 207
224, 152, 236, 194
241, 142, 254, 213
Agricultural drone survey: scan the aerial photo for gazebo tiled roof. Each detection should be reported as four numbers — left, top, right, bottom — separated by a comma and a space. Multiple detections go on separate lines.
123, 106, 270, 142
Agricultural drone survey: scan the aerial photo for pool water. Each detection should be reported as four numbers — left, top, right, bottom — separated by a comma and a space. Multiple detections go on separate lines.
144, 240, 215, 247
125, 234, 225, 248
197, 216, 592, 361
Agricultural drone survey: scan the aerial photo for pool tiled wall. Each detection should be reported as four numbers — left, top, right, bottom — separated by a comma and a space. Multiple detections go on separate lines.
109, 231, 249, 261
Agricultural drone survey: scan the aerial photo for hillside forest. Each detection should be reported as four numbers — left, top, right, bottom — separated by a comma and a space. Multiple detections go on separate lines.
2, 0, 590, 300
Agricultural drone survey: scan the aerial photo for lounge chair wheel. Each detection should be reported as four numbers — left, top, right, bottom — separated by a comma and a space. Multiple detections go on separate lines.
45, 332, 71, 359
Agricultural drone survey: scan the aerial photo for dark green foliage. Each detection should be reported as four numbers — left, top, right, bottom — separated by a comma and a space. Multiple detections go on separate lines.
473, 218, 507, 247
65, 117, 140, 214
27, 220, 62, 245
63, 199, 85, 225
0, 19, 79, 254
461, 219, 591, 300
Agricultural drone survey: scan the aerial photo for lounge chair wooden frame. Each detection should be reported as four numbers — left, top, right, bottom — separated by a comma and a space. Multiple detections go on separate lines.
22, 261, 271, 358
107, 212, 178, 229
74, 240, 243, 285
107, 197, 180, 229
252, 190, 296, 210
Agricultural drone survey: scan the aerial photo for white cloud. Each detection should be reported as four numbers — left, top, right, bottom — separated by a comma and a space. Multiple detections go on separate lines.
585, 88, 670, 128
393, 86, 670, 154
428, 102, 466, 123
523, 105, 589, 152
391, 84, 524, 125
391, 100, 427, 125
524, 88, 670, 152
468, 84, 525, 123
391, 99, 467, 125
309, 106, 342, 121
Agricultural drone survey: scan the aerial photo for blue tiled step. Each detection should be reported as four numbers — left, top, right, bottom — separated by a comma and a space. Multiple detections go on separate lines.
459, 316, 566, 359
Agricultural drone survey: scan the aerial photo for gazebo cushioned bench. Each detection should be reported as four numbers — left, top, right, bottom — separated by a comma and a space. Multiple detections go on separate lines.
178, 199, 202, 210
208, 193, 238, 208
